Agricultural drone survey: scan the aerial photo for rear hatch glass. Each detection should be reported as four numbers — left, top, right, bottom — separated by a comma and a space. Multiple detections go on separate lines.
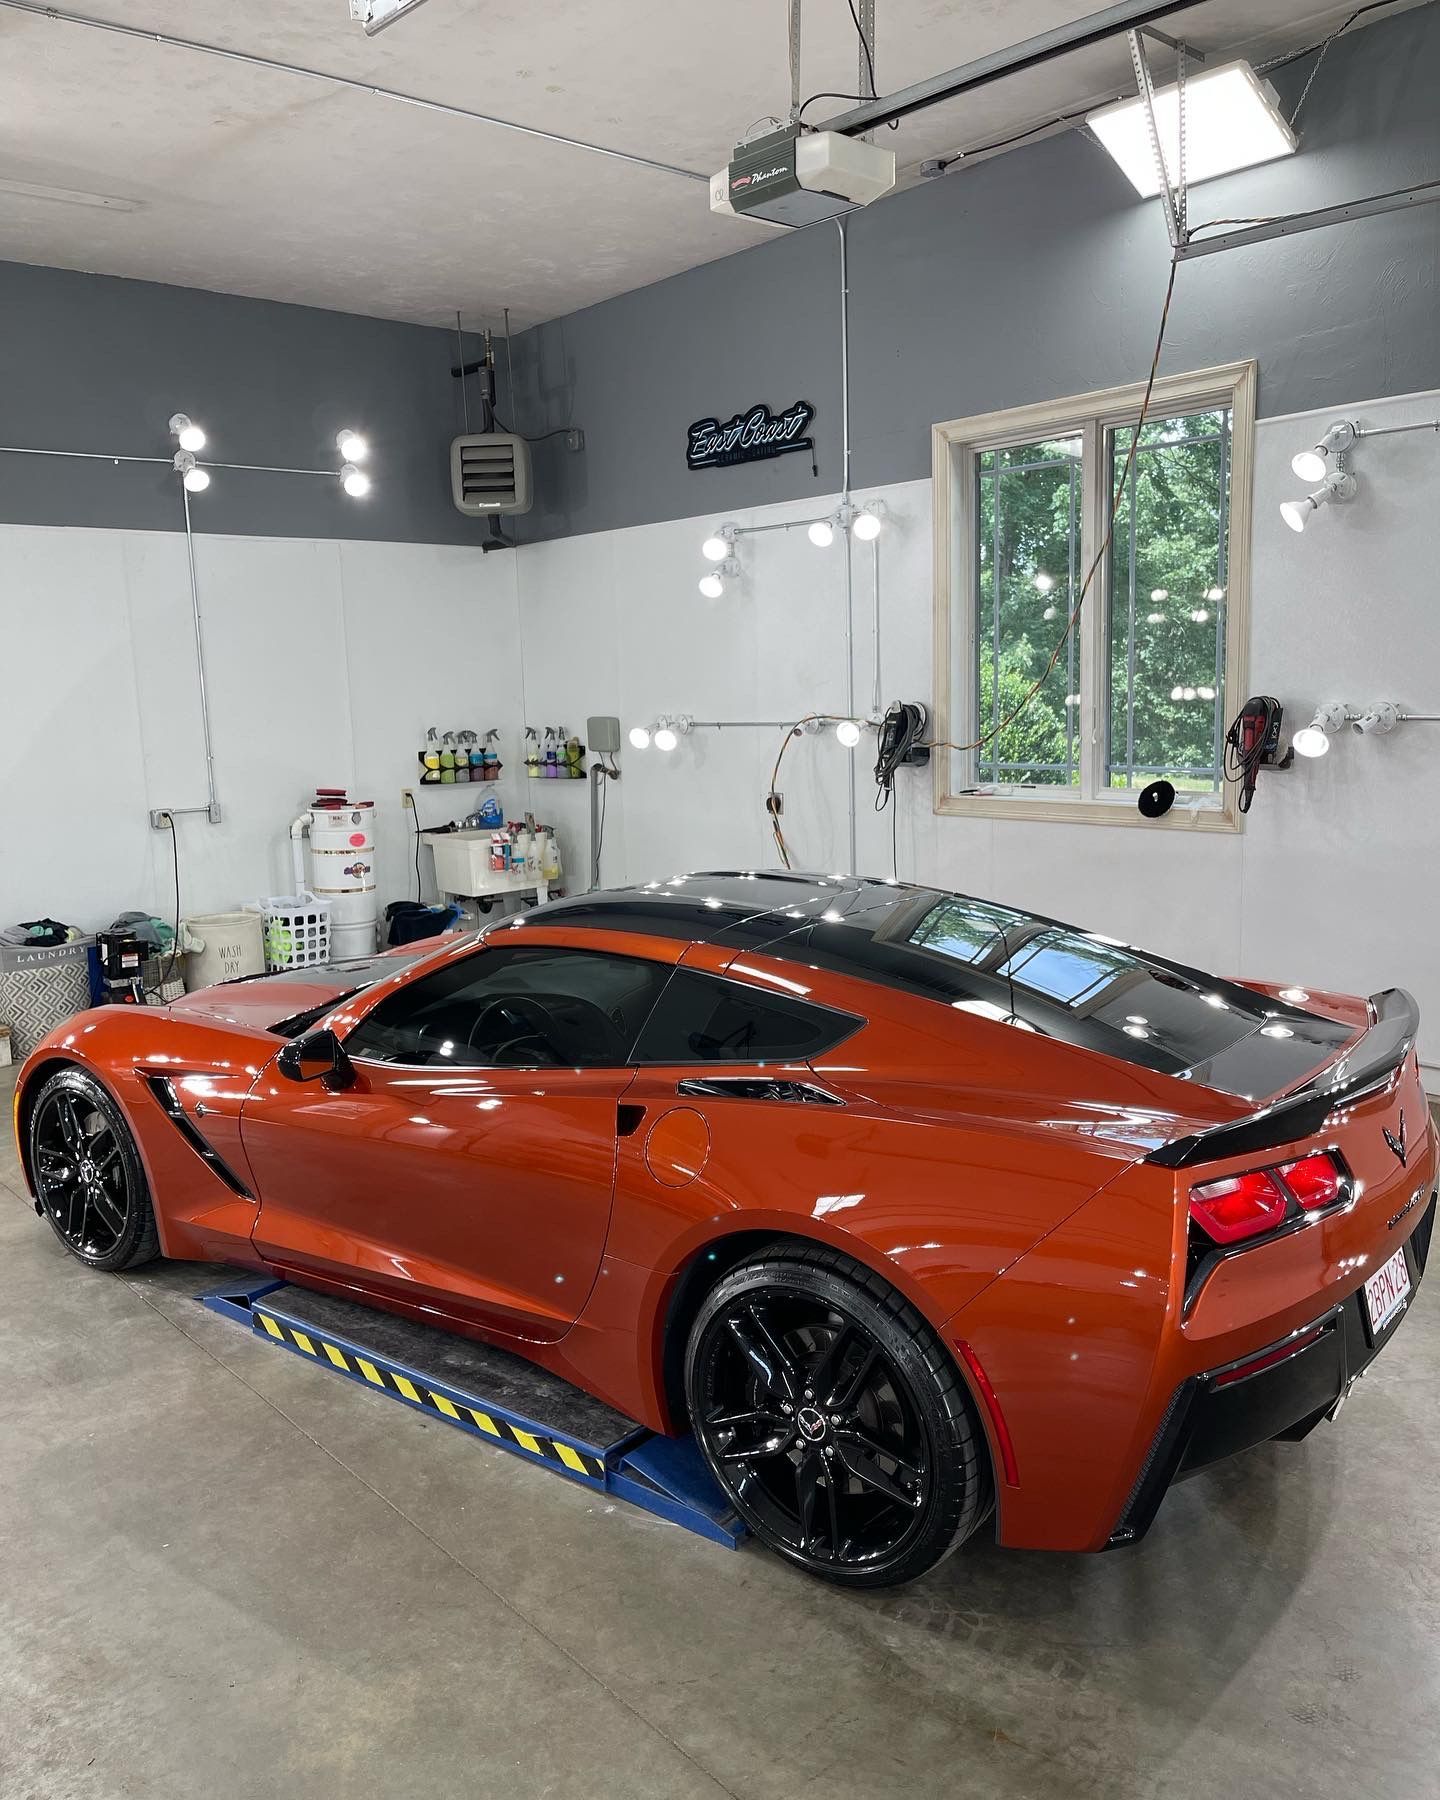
901, 898, 1355, 1101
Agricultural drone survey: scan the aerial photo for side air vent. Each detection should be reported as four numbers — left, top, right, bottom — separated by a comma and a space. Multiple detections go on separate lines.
143, 1074, 254, 1199
450, 432, 533, 516
676, 1078, 843, 1106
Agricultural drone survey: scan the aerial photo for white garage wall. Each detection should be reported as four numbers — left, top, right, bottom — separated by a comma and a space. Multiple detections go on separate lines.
4, 389, 1435, 1088
0, 526, 519, 932
510, 386, 1440, 1085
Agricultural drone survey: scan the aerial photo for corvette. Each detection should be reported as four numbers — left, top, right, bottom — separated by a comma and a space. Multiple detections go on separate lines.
12, 872, 1436, 1587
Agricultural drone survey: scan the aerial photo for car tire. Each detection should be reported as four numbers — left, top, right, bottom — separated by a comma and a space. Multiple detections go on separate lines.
27, 1068, 161, 1272
685, 1242, 990, 1588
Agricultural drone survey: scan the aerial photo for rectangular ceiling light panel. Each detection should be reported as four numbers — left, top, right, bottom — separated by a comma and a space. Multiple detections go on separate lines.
1087, 61, 1297, 198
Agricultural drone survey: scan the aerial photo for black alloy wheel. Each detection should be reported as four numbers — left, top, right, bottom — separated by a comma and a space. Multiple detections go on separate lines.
686, 1245, 988, 1588
28, 1069, 159, 1271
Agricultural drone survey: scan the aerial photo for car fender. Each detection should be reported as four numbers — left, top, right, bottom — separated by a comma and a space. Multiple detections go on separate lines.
15, 1006, 275, 1265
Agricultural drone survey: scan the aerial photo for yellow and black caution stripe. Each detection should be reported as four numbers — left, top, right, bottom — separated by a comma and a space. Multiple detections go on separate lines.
252, 1308, 607, 1482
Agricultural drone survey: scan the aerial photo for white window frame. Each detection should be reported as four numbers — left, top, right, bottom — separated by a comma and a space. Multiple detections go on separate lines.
932, 359, 1256, 832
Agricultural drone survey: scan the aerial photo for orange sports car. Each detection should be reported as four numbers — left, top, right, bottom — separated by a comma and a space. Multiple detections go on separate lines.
12, 873, 1436, 1586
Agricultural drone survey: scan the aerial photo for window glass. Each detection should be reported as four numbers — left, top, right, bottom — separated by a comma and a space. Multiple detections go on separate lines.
975, 436, 1082, 787
344, 946, 670, 1068
1107, 408, 1232, 793
907, 896, 1030, 967
632, 970, 857, 1064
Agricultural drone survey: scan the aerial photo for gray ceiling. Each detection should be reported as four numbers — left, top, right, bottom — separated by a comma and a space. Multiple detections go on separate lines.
0, 0, 1418, 327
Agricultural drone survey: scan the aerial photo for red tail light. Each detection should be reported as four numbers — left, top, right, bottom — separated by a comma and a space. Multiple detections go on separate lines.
1276, 1152, 1345, 1212
1189, 1151, 1349, 1247
1189, 1170, 1289, 1244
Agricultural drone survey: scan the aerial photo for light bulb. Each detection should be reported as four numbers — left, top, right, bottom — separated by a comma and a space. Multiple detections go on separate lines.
1182, 687, 1197, 701
1292, 725, 1331, 758
169, 413, 206, 452
1150, 587, 1169, 602
653, 726, 678, 753
1042, 606, 1057, 622
1032, 571, 1055, 593
342, 464, 371, 497
628, 726, 651, 751
807, 520, 834, 548
1206, 586, 1225, 602
1198, 685, 1216, 701
1190, 608, 1210, 624
1280, 497, 1313, 533
1290, 423, 1356, 484
183, 465, 210, 492
836, 719, 862, 748
1146, 611, 1166, 625
701, 533, 730, 562
698, 572, 724, 599
1170, 686, 1184, 701
853, 508, 882, 541
337, 430, 368, 462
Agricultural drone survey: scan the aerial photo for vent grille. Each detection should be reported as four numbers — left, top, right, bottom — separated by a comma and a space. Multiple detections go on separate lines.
450, 432, 533, 516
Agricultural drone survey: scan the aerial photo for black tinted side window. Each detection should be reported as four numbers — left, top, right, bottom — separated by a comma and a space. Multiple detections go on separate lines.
345, 946, 670, 1068
632, 970, 858, 1064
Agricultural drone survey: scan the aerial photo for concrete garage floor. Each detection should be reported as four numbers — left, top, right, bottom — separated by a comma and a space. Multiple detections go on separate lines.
2, 1061, 1437, 1800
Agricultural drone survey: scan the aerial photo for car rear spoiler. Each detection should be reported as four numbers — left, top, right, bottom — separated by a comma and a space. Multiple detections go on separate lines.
1147, 987, 1421, 1171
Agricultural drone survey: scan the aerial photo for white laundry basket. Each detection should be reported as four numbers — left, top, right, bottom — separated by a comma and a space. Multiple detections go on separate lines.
251, 893, 331, 972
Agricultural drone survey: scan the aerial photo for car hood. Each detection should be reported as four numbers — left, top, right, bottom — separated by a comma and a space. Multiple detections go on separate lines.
166, 945, 437, 1034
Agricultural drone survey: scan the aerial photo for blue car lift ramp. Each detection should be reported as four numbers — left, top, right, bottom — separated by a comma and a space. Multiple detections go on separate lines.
200, 1277, 745, 1551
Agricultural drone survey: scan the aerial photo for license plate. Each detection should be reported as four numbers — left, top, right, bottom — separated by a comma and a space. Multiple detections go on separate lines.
1363, 1246, 1412, 1336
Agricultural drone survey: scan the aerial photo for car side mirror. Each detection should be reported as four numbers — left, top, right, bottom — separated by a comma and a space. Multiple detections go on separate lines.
277, 1028, 354, 1090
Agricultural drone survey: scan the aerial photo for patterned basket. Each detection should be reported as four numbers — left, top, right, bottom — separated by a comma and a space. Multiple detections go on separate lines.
0, 940, 94, 1058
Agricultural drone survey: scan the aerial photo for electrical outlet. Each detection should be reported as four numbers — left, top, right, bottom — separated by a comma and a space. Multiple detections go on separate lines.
766, 791, 784, 818
148, 809, 172, 830
402, 787, 415, 809
565, 428, 585, 452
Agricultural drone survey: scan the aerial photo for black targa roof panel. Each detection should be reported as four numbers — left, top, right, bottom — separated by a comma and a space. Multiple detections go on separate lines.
530, 873, 1356, 1101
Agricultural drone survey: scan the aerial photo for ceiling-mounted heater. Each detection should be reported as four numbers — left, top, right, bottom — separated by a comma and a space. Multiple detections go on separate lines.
450, 433, 533, 516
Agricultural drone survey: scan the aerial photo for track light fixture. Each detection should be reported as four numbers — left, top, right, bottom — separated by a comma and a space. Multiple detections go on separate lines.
337, 429, 369, 463
851, 501, 885, 541
807, 519, 835, 548
701, 524, 737, 562
168, 412, 206, 453
1352, 702, 1399, 736
835, 719, 863, 747
630, 714, 694, 753
1291, 421, 1357, 483
1280, 469, 1356, 534
173, 450, 210, 492
1292, 701, 1347, 758
341, 463, 371, 498
698, 557, 740, 599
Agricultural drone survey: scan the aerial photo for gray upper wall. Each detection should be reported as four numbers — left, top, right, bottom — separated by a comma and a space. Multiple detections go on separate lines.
510, 4, 1440, 543
0, 262, 488, 543
0, 7, 1434, 549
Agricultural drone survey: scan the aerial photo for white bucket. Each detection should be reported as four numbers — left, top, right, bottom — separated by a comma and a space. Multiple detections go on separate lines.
182, 910, 266, 991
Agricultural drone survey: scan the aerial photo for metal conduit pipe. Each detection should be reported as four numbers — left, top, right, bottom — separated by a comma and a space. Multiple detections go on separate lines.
836, 216, 858, 878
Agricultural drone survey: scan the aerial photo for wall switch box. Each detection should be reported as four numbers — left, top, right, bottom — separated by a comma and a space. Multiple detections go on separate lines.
587, 715, 622, 753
